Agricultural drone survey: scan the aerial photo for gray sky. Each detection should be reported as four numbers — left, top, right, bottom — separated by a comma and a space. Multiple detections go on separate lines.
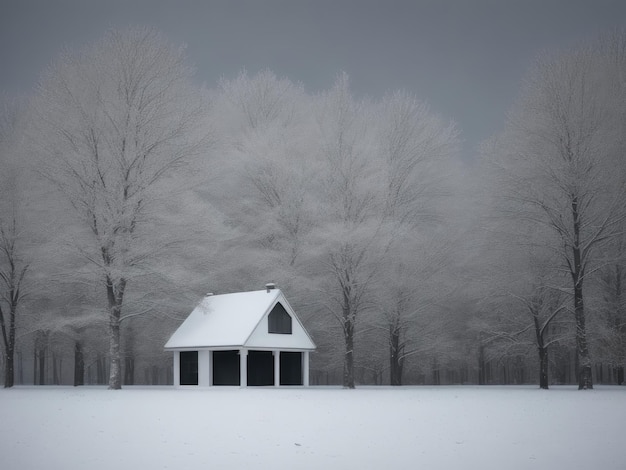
2, 0, 625, 160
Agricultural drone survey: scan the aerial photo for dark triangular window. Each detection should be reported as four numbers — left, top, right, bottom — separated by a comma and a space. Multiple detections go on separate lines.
268, 302, 292, 334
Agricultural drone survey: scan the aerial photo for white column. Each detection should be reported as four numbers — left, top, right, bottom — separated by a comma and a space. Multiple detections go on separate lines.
303, 351, 310, 387
198, 350, 211, 386
239, 349, 248, 387
208, 350, 212, 386
274, 350, 281, 387
173, 351, 180, 387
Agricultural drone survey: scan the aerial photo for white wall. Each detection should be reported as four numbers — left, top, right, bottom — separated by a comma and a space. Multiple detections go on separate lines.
245, 307, 315, 350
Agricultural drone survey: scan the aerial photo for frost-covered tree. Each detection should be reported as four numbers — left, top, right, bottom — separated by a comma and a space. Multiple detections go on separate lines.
215, 69, 311, 272
372, 237, 457, 385
369, 90, 459, 385
33, 27, 213, 389
484, 36, 626, 389
219, 68, 302, 131
307, 73, 382, 389
214, 71, 461, 387
306, 75, 461, 388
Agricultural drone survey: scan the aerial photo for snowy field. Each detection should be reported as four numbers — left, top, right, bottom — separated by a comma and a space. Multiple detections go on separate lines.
1, 386, 624, 470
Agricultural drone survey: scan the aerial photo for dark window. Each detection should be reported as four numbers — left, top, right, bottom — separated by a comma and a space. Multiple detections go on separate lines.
268, 303, 292, 334
280, 351, 302, 385
212, 350, 240, 385
247, 350, 274, 386
179, 351, 198, 385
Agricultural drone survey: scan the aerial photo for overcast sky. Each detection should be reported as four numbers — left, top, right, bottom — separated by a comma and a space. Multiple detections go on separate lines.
2, 0, 625, 160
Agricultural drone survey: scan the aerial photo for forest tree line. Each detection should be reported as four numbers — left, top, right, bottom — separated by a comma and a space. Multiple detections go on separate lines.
1, 27, 624, 389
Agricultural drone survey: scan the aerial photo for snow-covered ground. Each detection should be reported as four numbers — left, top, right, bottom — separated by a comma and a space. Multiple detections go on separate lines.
1, 385, 624, 470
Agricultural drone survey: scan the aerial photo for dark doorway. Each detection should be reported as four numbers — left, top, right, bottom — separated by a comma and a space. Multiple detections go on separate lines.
213, 350, 240, 385
247, 350, 274, 386
280, 352, 302, 385
180, 351, 198, 385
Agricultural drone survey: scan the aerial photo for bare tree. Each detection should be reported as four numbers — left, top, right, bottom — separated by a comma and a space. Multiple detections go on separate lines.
483, 40, 626, 389
0, 210, 29, 389
0, 97, 32, 388
33, 27, 212, 389
478, 256, 571, 389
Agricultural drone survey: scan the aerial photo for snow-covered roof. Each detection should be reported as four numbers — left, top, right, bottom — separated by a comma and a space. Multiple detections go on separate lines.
164, 289, 316, 350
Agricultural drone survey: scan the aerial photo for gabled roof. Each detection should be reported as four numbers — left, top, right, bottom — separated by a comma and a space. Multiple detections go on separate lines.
164, 289, 316, 350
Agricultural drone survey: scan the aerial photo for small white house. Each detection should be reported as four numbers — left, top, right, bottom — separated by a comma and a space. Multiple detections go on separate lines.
164, 284, 316, 387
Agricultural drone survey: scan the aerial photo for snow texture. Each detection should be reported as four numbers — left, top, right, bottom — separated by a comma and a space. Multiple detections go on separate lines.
1, 385, 624, 470
164, 289, 315, 350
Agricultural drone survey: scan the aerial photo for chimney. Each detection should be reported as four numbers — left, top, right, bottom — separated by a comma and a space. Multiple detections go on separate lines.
265, 283, 276, 293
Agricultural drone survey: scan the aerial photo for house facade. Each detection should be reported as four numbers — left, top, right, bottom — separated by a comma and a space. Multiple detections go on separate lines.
164, 285, 316, 387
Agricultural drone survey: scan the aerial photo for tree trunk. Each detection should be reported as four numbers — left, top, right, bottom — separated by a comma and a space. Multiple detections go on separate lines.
53, 352, 61, 385
478, 345, 486, 385
1, 302, 17, 388
38, 347, 45, 385
343, 322, 355, 389
4, 348, 14, 388
96, 353, 106, 384
73, 340, 84, 386
106, 275, 125, 390
389, 325, 403, 386
33, 331, 47, 385
574, 292, 593, 389
571, 197, 593, 390
573, 288, 592, 390
17, 350, 23, 385
32, 345, 37, 385
108, 315, 122, 389
341, 284, 356, 389
123, 325, 135, 385
124, 355, 135, 385
538, 346, 549, 389
610, 264, 624, 386
532, 308, 550, 389
2, 306, 15, 388
432, 358, 440, 385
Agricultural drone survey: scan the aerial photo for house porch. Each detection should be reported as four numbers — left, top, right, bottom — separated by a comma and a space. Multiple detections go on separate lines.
173, 349, 310, 387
